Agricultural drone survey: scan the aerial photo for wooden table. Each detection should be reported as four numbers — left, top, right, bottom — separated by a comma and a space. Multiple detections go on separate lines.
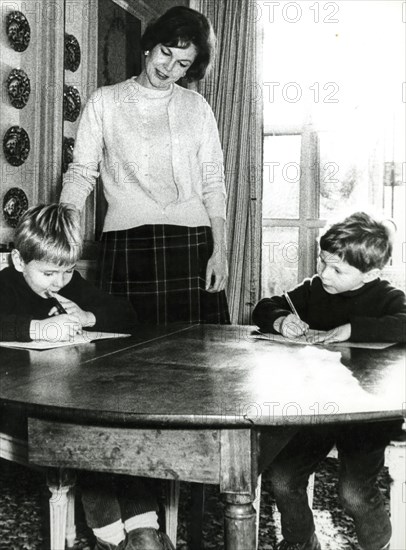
0, 324, 405, 549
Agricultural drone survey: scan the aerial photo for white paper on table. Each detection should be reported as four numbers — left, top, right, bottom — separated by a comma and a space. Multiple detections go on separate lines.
0, 331, 131, 351
251, 330, 396, 350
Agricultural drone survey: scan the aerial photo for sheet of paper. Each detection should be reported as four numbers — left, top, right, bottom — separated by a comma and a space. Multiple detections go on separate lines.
0, 331, 131, 351
251, 330, 396, 350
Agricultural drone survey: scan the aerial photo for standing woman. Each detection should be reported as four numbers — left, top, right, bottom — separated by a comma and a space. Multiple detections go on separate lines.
60, 7, 229, 550
61, 6, 230, 325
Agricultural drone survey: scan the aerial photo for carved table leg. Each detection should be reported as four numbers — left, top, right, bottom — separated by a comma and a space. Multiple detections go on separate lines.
48, 483, 70, 550
66, 486, 76, 548
220, 429, 258, 550
165, 479, 180, 547
224, 498, 257, 550
47, 468, 76, 550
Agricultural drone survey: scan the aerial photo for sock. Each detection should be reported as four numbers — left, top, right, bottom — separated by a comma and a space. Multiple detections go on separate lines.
93, 519, 125, 546
124, 511, 160, 532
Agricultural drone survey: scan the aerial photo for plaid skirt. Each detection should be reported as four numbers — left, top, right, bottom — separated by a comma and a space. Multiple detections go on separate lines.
98, 225, 230, 325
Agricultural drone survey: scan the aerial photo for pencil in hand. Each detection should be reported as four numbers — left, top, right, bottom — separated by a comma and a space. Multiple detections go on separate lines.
283, 291, 301, 320
46, 292, 67, 315
283, 291, 309, 337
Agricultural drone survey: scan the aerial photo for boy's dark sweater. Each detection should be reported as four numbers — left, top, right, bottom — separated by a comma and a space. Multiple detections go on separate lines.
253, 275, 406, 343
0, 265, 138, 341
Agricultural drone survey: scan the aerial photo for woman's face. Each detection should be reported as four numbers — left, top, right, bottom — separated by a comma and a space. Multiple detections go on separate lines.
140, 43, 198, 90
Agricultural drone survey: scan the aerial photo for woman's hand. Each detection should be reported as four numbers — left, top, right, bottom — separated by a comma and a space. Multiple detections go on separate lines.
206, 246, 228, 293
48, 294, 96, 327
206, 217, 228, 293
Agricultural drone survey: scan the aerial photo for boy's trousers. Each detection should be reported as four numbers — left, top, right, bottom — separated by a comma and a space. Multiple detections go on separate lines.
267, 420, 402, 550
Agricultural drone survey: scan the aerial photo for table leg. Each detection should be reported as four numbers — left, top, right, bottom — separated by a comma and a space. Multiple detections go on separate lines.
224, 498, 257, 550
220, 429, 258, 550
165, 479, 180, 547
66, 486, 76, 548
46, 468, 76, 550
48, 483, 70, 550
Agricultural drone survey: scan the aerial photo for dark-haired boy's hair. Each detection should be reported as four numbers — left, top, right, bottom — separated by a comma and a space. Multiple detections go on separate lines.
140, 6, 216, 82
14, 203, 82, 265
319, 212, 394, 272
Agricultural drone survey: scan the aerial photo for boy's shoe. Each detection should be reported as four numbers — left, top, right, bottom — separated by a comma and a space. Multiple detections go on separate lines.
126, 528, 175, 550
94, 537, 127, 550
276, 533, 321, 550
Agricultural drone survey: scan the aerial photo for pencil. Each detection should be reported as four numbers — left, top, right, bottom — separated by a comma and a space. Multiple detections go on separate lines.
283, 291, 301, 320
46, 292, 67, 314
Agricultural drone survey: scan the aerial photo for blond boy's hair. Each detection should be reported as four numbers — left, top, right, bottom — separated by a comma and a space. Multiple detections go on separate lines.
14, 203, 82, 265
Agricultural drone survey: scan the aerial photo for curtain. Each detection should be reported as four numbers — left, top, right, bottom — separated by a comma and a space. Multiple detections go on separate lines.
190, 0, 263, 324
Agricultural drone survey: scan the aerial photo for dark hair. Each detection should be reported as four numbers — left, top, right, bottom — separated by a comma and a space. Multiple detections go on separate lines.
14, 203, 82, 265
140, 6, 216, 82
319, 211, 395, 272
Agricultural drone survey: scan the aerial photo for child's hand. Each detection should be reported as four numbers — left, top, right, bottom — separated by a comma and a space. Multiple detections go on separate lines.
30, 315, 83, 342
49, 294, 96, 327
276, 314, 309, 339
306, 323, 351, 344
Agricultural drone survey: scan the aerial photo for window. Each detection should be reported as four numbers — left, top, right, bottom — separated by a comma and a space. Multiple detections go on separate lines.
260, 0, 405, 295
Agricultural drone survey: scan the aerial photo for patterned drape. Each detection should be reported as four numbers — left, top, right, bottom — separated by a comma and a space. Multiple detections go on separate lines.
190, 0, 263, 324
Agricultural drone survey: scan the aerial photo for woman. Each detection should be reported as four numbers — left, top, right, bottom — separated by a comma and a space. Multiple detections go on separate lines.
60, 7, 229, 549
61, 6, 230, 325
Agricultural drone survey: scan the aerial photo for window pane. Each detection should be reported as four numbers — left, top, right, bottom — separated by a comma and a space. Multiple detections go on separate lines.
261, 227, 299, 298
319, 131, 372, 218
263, 135, 301, 219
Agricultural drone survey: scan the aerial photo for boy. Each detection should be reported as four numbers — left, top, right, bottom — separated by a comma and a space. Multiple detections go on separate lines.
253, 212, 406, 550
0, 203, 138, 342
0, 204, 174, 550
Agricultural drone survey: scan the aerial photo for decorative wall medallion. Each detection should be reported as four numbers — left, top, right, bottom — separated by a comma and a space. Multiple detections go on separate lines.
6, 68, 31, 109
3, 187, 29, 228
6, 11, 31, 52
63, 85, 81, 122
64, 33, 81, 72
62, 137, 75, 173
3, 126, 30, 166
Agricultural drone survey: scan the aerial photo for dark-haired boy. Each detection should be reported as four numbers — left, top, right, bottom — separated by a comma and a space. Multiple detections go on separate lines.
253, 212, 406, 550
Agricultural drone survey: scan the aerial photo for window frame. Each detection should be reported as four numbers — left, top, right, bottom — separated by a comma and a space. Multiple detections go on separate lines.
261, 123, 326, 294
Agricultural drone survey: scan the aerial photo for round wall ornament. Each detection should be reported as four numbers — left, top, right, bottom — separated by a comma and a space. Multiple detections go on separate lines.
3, 126, 30, 166
6, 11, 31, 52
6, 68, 31, 109
64, 33, 81, 72
63, 85, 81, 122
3, 187, 29, 228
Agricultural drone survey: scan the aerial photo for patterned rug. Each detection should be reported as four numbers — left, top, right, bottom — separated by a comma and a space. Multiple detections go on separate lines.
0, 457, 391, 550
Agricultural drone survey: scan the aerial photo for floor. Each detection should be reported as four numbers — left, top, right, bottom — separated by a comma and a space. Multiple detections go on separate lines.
0, 457, 391, 550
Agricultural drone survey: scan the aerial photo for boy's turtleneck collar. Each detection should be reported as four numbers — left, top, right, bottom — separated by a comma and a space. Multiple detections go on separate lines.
338, 277, 381, 297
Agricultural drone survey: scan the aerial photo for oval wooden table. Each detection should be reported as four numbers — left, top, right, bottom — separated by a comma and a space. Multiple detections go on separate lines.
0, 324, 405, 549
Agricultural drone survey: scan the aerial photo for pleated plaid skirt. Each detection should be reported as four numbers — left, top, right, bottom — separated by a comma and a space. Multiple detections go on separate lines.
98, 224, 230, 325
